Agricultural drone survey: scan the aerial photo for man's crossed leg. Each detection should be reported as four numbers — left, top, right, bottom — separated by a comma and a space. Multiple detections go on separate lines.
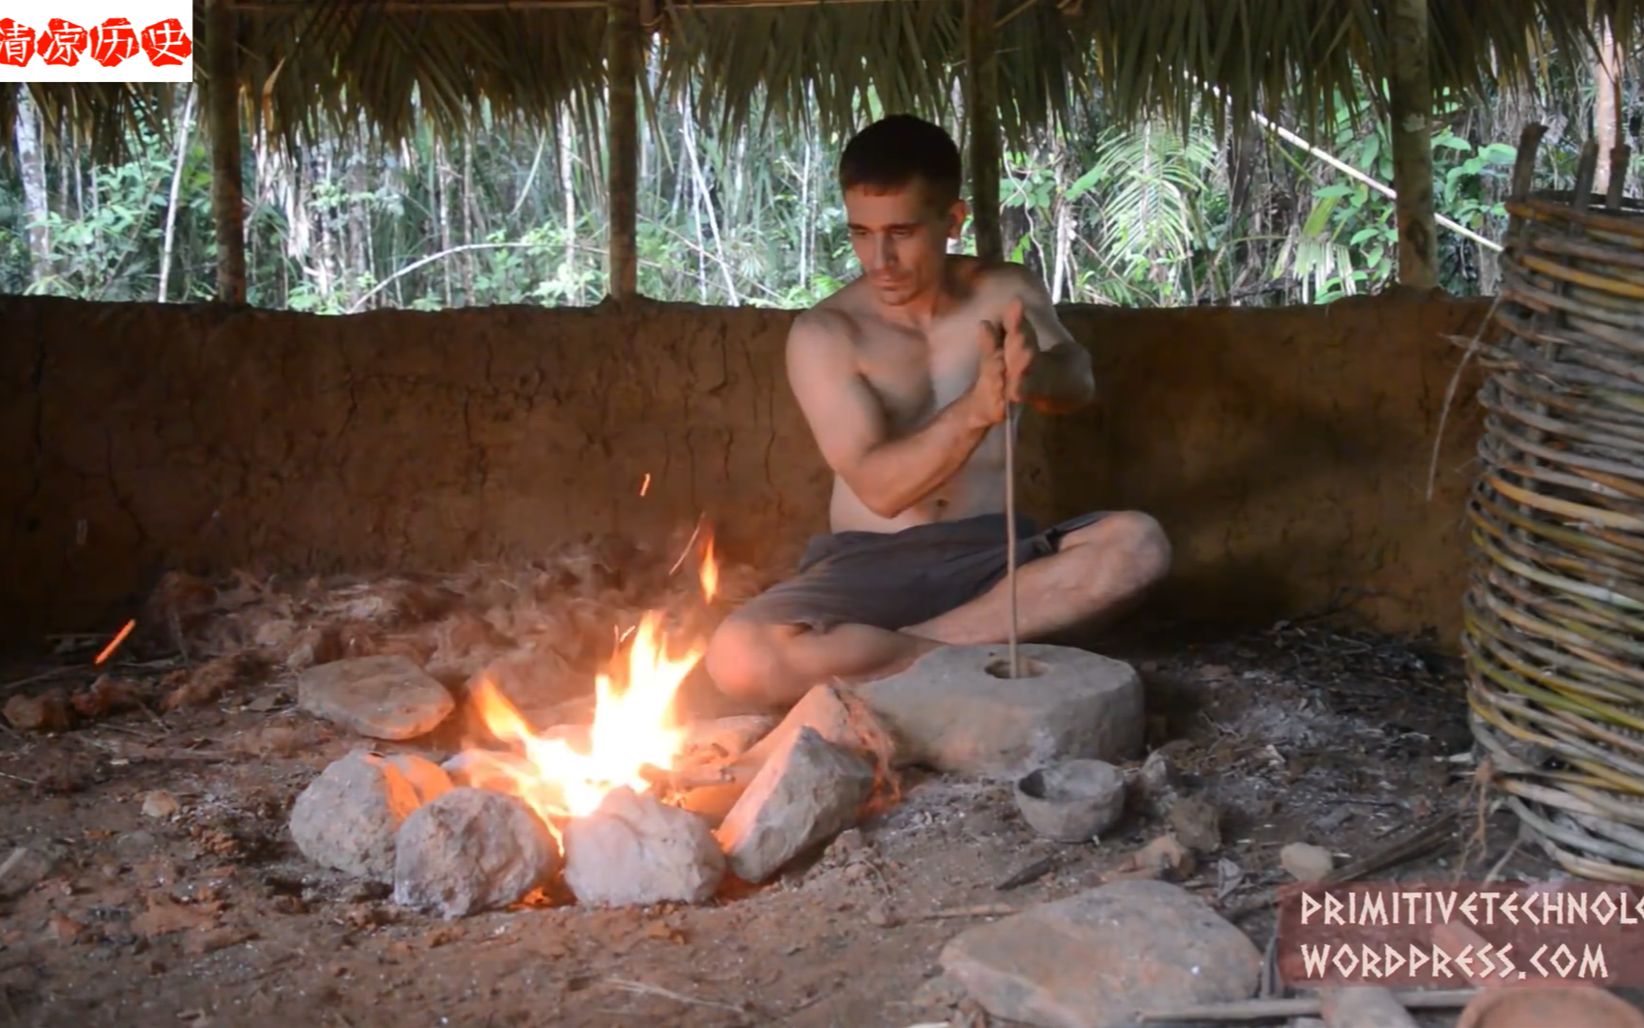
704, 510, 1170, 709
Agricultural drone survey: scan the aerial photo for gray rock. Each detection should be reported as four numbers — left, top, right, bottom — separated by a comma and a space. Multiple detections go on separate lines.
1132, 748, 1177, 814
1168, 794, 1223, 853
298, 655, 455, 740
1319, 988, 1418, 1028
941, 878, 1261, 1028
0, 843, 65, 898
465, 649, 574, 727
1280, 842, 1334, 883
859, 644, 1144, 779
716, 727, 875, 883
563, 787, 725, 906
392, 788, 560, 918
740, 685, 897, 768
911, 973, 967, 1011
386, 754, 454, 805
289, 751, 424, 881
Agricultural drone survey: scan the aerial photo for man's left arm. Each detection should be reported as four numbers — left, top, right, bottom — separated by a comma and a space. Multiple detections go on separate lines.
1000, 269, 1095, 415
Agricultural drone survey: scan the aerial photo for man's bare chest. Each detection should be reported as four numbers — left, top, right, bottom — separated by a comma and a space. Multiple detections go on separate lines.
853, 319, 986, 428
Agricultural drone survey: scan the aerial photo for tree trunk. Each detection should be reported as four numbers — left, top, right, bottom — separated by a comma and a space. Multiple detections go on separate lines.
1388, 0, 1437, 289
71, 129, 83, 220
461, 137, 476, 299
965, 0, 1001, 263
799, 136, 812, 289
12, 88, 51, 283
207, 0, 246, 302
560, 112, 577, 286
350, 153, 369, 306
436, 138, 453, 306
1052, 155, 1072, 302
159, 85, 199, 301
54, 120, 68, 217
1593, 21, 1623, 196
680, 90, 737, 303
606, 0, 640, 299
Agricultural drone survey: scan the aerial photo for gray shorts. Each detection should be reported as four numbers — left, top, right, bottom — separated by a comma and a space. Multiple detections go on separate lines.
726, 511, 1108, 633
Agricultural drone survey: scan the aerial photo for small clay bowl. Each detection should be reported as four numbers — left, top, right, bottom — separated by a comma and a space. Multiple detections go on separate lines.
1456, 986, 1644, 1028
1013, 759, 1125, 842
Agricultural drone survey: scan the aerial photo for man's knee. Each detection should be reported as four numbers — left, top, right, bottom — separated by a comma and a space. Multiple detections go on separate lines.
1073, 510, 1172, 586
1117, 511, 1171, 581
705, 617, 800, 705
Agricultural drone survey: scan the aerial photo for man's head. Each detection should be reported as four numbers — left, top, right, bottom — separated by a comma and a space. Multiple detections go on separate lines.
838, 114, 967, 307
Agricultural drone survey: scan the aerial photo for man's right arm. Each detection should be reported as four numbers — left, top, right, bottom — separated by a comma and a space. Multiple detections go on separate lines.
786, 312, 1004, 520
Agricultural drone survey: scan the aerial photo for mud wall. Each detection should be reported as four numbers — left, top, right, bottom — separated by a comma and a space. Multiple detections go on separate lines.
1, 293, 1486, 649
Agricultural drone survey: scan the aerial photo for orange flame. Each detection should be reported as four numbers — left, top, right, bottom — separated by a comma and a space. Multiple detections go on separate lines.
640, 473, 651, 497
463, 523, 723, 826
699, 536, 718, 603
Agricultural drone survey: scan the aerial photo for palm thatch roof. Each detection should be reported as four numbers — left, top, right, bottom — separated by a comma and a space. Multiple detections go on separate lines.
1, 0, 1637, 162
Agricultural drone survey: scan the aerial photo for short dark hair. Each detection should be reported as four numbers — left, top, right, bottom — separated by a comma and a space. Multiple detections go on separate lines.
838, 114, 962, 207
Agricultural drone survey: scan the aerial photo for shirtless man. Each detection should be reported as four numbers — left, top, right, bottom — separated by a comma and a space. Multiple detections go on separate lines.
705, 114, 1171, 709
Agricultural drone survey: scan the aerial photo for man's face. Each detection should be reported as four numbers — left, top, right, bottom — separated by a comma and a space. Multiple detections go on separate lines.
844, 179, 966, 307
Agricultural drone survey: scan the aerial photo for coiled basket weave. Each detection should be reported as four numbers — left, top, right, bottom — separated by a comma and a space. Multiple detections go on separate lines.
1466, 135, 1644, 883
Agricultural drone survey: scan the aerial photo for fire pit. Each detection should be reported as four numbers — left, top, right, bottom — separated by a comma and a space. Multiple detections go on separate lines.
280, 536, 910, 915
269, 529, 1145, 918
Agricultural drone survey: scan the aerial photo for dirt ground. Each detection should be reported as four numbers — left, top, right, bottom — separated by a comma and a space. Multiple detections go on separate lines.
0, 603, 1615, 1028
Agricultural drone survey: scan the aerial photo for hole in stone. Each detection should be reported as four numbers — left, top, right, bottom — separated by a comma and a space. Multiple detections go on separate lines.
984, 656, 1049, 679
1018, 768, 1050, 800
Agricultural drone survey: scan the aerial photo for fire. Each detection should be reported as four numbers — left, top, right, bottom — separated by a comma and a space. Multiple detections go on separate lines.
465, 533, 720, 825
699, 536, 718, 602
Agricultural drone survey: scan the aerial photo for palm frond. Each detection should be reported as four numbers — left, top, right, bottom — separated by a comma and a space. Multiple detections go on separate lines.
0, 0, 1636, 167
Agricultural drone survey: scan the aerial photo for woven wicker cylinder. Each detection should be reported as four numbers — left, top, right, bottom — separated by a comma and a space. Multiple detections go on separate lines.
1465, 185, 1644, 883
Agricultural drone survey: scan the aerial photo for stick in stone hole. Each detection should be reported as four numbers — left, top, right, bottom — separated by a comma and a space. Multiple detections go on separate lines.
1005, 401, 1020, 680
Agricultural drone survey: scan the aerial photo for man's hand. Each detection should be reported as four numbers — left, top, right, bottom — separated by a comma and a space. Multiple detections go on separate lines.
1001, 297, 1039, 404
968, 318, 1009, 428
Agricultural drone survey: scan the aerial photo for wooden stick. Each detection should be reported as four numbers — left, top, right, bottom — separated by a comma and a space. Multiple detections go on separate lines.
994, 854, 1057, 891
922, 904, 1019, 920
638, 762, 737, 791
1224, 812, 1460, 921
1, 666, 84, 695
1136, 989, 1478, 1023
1004, 402, 1020, 679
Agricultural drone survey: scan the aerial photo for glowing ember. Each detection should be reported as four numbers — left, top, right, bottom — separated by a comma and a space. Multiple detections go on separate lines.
464, 534, 719, 826
95, 618, 136, 665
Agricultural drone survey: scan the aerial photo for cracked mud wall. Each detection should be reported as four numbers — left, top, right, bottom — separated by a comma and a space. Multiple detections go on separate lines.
1, 294, 1485, 648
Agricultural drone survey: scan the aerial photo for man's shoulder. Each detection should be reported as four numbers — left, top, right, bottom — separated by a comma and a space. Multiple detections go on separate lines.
790, 288, 865, 347
966, 258, 1049, 300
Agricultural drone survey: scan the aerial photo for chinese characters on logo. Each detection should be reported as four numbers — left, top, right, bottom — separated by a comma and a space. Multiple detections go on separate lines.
0, 15, 189, 69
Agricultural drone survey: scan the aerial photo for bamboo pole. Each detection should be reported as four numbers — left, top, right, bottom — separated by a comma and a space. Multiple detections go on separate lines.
207, 0, 246, 303
606, 0, 640, 300
965, 0, 1001, 264
1387, 0, 1437, 289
